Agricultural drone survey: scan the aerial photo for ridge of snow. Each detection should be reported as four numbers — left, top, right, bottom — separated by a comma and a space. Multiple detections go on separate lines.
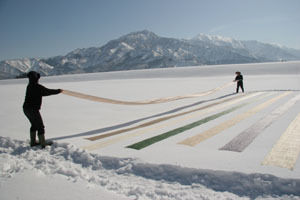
192, 34, 234, 43
270, 43, 286, 49
191, 34, 244, 49
1, 136, 299, 199
121, 42, 135, 50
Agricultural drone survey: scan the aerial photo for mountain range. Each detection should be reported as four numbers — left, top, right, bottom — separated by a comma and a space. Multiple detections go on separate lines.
1, 30, 300, 79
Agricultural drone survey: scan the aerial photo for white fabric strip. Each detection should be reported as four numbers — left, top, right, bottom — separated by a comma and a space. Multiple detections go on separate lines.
62, 82, 234, 105
220, 93, 300, 152
178, 92, 292, 147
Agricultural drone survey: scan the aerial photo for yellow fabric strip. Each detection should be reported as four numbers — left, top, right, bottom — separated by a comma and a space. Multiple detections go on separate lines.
62, 82, 234, 105
178, 92, 292, 147
261, 111, 300, 170
82, 92, 264, 150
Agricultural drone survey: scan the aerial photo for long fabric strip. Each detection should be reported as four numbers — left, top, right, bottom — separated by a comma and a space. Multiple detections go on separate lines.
261, 111, 300, 170
125, 92, 271, 150
86, 92, 261, 141
127, 104, 248, 150
86, 93, 246, 141
62, 82, 234, 105
178, 92, 292, 147
83, 92, 263, 150
220, 93, 300, 152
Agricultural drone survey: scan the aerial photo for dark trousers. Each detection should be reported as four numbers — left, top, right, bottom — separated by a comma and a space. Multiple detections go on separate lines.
23, 108, 45, 135
236, 81, 244, 93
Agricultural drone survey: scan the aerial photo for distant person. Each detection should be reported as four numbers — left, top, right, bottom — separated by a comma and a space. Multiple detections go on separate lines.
234, 71, 244, 93
23, 71, 62, 148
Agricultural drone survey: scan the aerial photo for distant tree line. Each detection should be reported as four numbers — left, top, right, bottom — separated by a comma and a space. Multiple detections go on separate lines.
16, 73, 27, 79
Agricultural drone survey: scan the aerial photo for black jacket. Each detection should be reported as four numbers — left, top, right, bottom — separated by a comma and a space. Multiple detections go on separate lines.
23, 83, 61, 110
235, 74, 243, 83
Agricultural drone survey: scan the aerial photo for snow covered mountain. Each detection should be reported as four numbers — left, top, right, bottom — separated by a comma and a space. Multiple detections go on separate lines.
1, 30, 300, 79
0, 58, 54, 79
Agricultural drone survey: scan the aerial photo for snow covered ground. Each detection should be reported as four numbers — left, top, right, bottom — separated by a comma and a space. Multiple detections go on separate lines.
1, 61, 300, 199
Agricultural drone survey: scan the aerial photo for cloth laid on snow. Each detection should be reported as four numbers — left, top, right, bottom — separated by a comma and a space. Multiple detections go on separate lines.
178, 91, 292, 147
262, 110, 300, 170
220, 93, 300, 152
84, 92, 262, 146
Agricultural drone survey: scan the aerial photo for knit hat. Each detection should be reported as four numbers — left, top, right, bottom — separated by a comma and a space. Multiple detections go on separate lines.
27, 71, 40, 83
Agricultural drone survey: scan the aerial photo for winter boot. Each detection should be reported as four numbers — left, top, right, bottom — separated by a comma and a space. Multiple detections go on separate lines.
38, 134, 47, 149
37, 134, 53, 149
30, 131, 39, 147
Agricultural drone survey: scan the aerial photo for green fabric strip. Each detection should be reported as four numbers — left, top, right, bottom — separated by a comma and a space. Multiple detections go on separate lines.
127, 103, 247, 150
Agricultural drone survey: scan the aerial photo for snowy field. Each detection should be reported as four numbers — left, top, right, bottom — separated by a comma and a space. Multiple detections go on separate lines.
1, 61, 300, 200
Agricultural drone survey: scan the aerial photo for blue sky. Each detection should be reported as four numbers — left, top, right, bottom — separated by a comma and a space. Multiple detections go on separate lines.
0, 0, 299, 61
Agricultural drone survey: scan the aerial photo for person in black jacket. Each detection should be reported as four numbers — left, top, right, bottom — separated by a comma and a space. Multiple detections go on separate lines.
23, 71, 62, 148
234, 71, 244, 93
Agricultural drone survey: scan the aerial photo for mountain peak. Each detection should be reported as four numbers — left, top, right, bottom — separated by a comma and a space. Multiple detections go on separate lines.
121, 30, 158, 40
1, 30, 300, 79
192, 33, 233, 42
191, 33, 244, 48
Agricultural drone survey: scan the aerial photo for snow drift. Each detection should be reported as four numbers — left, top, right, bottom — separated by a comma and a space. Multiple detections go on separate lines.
1, 136, 299, 199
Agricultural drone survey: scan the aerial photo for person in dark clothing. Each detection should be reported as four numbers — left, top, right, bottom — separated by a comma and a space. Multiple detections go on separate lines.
23, 71, 62, 148
234, 71, 244, 93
